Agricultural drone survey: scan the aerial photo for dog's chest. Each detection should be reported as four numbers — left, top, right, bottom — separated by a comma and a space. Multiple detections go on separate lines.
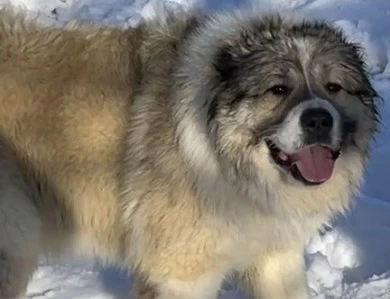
212, 215, 304, 271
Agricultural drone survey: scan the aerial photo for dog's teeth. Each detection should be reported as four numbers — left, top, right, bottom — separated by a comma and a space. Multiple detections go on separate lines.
278, 152, 289, 161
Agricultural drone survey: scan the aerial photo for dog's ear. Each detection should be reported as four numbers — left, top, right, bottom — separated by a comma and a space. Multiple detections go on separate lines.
343, 42, 382, 122
212, 14, 286, 80
358, 77, 382, 122
179, 12, 211, 42
213, 45, 239, 82
345, 42, 381, 104
213, 30, 256, 81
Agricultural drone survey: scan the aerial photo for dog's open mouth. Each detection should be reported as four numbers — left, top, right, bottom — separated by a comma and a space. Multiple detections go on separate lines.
265, 140, 340, 185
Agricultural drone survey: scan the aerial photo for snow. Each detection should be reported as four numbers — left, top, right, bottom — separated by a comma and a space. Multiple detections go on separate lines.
0, 0, 389, 298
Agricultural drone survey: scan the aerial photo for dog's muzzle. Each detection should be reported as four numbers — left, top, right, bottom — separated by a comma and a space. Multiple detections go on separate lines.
265, 99, 342, 186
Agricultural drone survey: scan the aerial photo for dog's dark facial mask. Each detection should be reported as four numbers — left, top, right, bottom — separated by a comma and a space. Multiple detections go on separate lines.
207, 16, 380, 186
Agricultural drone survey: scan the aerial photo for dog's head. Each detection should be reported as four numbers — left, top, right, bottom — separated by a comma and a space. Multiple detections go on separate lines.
175, 12, 380, 212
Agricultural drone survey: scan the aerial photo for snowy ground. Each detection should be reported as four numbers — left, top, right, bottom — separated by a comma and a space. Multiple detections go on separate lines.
0, 0, 389, 298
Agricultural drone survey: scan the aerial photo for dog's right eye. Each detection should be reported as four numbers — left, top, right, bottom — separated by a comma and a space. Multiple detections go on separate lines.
326, 83, 342, 93
268, 85, 290, 96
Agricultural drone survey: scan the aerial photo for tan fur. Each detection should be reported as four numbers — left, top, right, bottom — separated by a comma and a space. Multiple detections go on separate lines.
0, 7, 377, 299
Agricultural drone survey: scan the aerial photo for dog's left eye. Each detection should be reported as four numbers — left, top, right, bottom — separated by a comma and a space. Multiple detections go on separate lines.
326, 83, 342, 93
268, 85, 290, 96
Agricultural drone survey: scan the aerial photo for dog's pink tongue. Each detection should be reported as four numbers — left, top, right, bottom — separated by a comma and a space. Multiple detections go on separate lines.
290, 146, 335, 184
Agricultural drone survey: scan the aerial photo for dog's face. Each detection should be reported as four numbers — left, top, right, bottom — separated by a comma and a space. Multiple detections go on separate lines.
203, 16, 380, 189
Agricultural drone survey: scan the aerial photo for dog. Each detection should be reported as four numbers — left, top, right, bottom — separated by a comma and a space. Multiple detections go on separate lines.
0, 6, 380, 299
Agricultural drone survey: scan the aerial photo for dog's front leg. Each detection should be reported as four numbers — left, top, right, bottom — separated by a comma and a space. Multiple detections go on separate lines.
239, 249, 310, 299
132, 268, 224, 299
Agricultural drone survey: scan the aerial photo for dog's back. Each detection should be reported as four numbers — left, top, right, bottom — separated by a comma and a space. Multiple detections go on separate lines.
0, 8, 205, 298
0, 10, 145, 297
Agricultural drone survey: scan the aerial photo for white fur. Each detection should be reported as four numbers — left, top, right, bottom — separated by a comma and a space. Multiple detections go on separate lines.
158, 272, 223, 299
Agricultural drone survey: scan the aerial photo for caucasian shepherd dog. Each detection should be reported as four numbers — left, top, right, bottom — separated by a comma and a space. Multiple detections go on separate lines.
0, 6, 380, 299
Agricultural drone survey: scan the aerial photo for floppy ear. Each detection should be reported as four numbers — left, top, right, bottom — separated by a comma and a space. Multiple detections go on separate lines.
348, 43, 381, 103
212, 30, 256, 81
347, 43, 382, 123
212, 14, 286, 81
359, 79, 382, 124
213, 45, 239, 82
179, 12, 211, 42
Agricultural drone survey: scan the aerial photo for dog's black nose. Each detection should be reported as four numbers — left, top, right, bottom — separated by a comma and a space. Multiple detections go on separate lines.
300, 108, 333, 137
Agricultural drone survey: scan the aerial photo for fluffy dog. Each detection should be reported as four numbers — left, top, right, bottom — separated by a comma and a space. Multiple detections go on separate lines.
0, 7, 379, 299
